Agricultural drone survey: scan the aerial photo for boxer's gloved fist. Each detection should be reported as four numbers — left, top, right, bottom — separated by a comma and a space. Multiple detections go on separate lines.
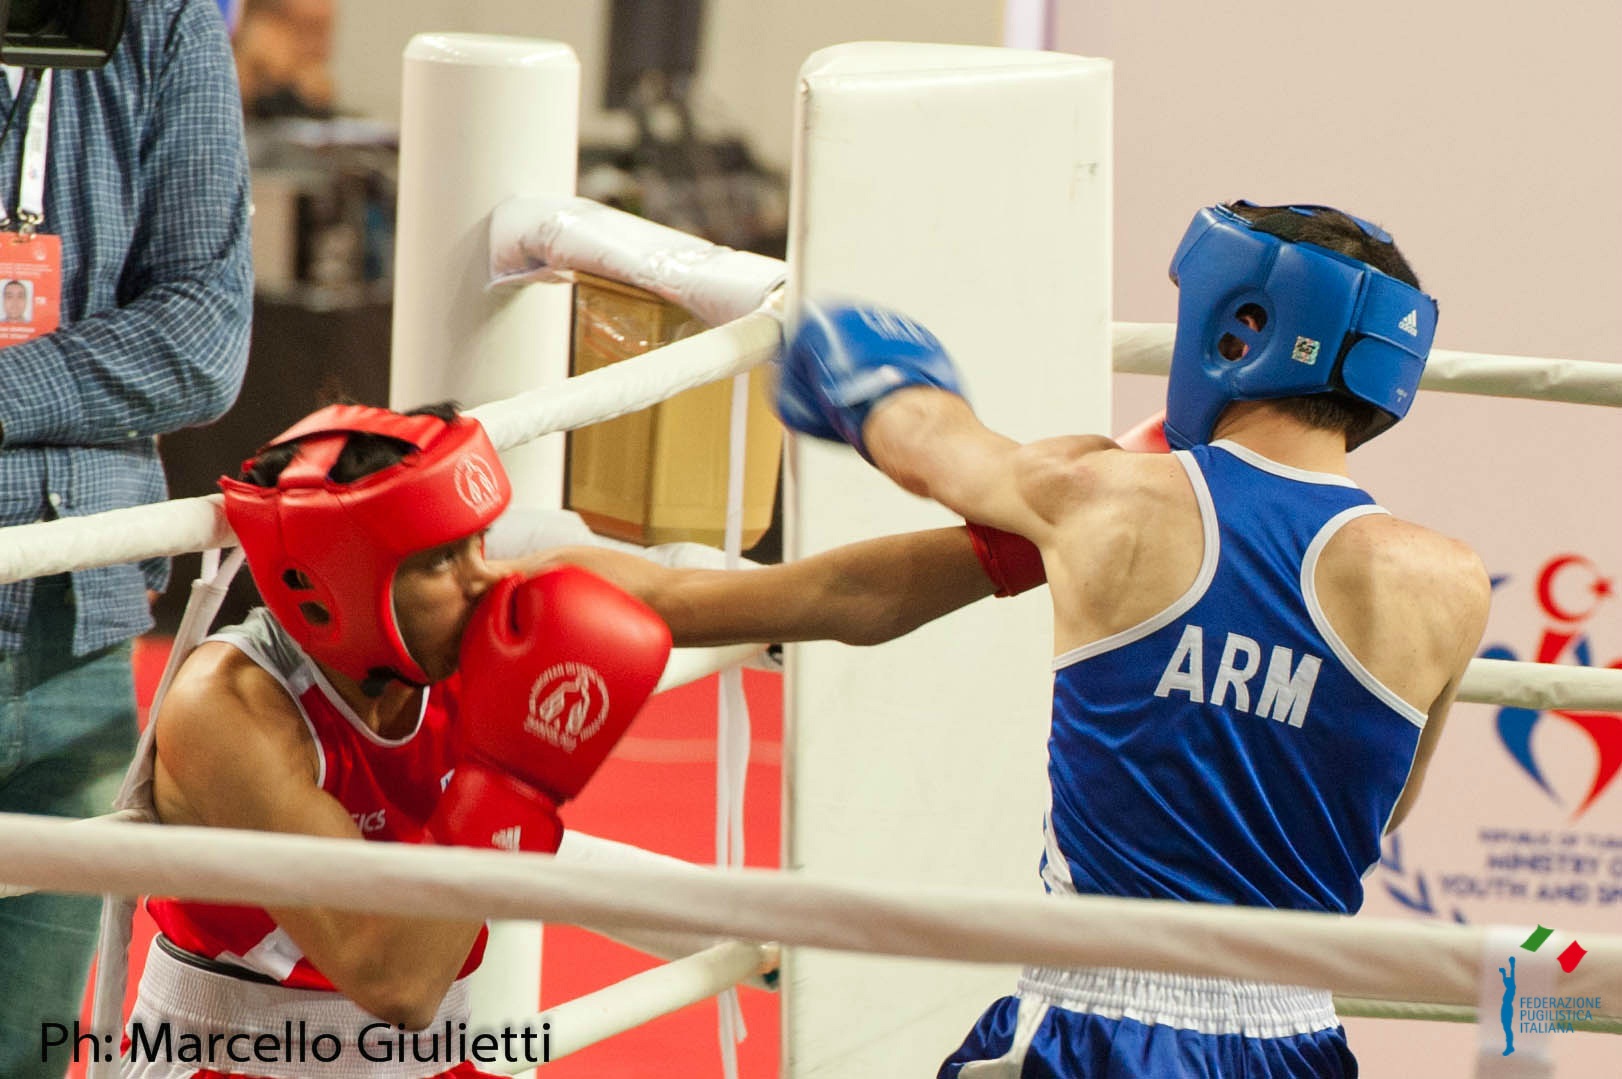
428, 761, 565, 854
775, 301, 964, 458
1116, 409, 1170, 454
428, 568, 673, 853
772, 336, 847, 443
966, 522, 1046, 598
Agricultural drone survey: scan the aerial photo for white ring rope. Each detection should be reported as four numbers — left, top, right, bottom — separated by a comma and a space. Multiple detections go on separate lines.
8, 306, 1609, 590
492, 196, 1622, 408
465, 308, 782, 467
2, 813, 1618, 1022
0, 332, 1606, 709
0, 493, 235, 590
1333, 997, 1622, 1036
1457, 657, 1622, 711
0, 308, 782, 589
1112, 322, 1622, 407
0, 808, 146, 900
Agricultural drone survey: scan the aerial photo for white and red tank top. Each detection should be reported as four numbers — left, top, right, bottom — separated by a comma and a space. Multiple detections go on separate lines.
147, 608, 487, 989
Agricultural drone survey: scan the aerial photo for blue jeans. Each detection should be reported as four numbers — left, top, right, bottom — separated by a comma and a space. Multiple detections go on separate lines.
0, 575, 139, 1079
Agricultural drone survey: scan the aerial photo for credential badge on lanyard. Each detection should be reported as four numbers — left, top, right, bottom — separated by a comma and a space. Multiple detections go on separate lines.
0, 68, 62, 344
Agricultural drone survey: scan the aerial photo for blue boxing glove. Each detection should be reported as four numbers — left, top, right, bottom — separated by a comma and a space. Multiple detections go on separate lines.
775, 301, 964, 458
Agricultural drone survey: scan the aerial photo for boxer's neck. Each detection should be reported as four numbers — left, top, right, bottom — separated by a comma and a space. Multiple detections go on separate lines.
1210, 401, 1351, 477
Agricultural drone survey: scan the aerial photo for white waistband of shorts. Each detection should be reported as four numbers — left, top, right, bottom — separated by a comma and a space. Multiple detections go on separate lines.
1017, 965, 1339, 1039
126, 936, 477, 1079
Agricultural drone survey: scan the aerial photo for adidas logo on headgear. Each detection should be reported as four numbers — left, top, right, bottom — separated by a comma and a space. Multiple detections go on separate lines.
1398, 309, 1419, 337
491, 826, 522, 851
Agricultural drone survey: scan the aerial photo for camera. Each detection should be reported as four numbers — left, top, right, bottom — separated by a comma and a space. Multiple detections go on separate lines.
0, 0, 126, 69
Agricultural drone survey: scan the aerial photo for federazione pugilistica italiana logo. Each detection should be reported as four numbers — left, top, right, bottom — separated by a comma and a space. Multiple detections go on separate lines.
1497, 924, 1597, 1056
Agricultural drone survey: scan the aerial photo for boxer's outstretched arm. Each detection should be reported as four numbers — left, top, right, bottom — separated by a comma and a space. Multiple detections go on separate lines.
534, 526, 997, 648
864, 387, 1115, 547
772, 300, 1113, 545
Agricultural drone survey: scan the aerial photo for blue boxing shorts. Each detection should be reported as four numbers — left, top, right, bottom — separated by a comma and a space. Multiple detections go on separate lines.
938, 966, 1357, 1078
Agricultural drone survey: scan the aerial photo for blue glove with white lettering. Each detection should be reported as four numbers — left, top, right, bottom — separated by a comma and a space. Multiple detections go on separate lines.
774, 301, 964, 459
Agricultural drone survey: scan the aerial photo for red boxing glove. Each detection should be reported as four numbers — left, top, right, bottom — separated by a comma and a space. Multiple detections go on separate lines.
965, 412, 1169, 599
1115, 409, 1170, 454
966, 522, 1045, 597
428, 568, 673, 853
428, 761, 564, 853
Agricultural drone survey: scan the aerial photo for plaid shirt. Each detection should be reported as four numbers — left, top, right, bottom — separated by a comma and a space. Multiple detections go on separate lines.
0, 0, 251, 654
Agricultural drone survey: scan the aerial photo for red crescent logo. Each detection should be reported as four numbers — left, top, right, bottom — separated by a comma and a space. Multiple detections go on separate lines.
1535, 555, 1612, 624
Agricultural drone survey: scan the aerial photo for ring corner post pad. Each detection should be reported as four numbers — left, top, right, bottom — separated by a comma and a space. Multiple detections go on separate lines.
394, 30, 584, 1036
785, 41, 1112, 1077
394, 33, 580, 511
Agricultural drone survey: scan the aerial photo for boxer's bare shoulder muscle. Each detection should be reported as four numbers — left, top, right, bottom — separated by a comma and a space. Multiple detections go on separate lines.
1024, 445, 1206, 657
152, 641, 320, 832
1313, 514, 1490, 715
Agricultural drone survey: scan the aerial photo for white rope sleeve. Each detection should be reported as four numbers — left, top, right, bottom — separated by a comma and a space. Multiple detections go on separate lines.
0, 493, 231, 589
657, 643, 768, 694
2, 814, 1618, 1019
0, 808, 145, 898
488, 195, 786, 327
491, 941, 775, 1074
1112, 322, 1622, 407
555, 831, 773, 990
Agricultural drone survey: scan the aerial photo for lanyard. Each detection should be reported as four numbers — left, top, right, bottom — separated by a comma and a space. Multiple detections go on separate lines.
0, 68, 52, 236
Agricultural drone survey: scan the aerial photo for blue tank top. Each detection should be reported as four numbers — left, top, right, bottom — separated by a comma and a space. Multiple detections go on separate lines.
1041, 440, 1424, 914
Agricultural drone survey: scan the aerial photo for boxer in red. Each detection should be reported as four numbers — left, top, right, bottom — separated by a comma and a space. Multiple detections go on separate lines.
129, 404, 671, 1079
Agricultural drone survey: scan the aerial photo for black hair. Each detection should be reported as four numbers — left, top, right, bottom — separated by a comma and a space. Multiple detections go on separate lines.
238, 401, 461, 488
1223, 201, 1422, 446
1225, 201, 1421, 288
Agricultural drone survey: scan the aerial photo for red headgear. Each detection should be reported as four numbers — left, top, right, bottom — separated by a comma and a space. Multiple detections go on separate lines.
219, 405, 512, 686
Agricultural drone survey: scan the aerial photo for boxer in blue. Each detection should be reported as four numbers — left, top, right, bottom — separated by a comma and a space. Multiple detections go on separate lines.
771, 201, 1493, 1077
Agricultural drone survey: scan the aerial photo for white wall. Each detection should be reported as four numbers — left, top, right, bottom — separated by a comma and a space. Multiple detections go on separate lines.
1055, 0, 1622, 362
332, 0, 1002, 167
332, 1, 608, 127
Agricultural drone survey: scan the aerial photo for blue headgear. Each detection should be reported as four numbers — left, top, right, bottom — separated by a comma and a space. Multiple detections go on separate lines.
1163, 202, 1438, 450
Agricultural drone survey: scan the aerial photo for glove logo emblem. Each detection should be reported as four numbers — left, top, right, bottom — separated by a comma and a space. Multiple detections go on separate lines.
524, 661, 611, 752
455, 453, 504, 511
